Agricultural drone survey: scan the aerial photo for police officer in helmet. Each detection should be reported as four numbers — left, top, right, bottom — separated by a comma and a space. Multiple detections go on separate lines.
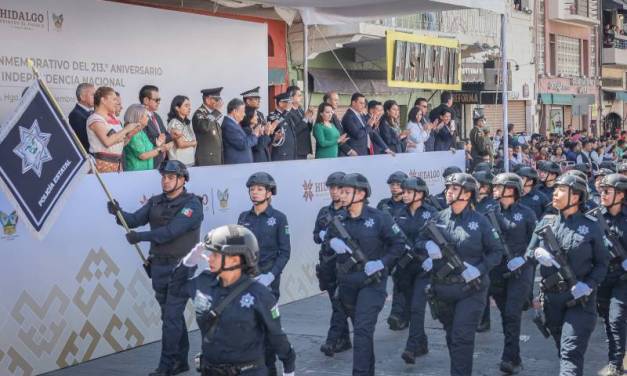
314, 172, 351, 356
537, 161, 561, 200
107, 160, 203, 376
489, 173, 537, 374
377, 171, 409, 217
431, 166, 463, 210
238, 172, 291, 376
416, 173, 503, 376
170, 225, 296, 376
328, 173, 405, 376
597, 174, 627, 376
518, 166, 550, 219
527, 174, 608, 376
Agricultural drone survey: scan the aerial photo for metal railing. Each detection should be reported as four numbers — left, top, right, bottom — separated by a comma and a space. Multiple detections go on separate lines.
368, 9, 500, 39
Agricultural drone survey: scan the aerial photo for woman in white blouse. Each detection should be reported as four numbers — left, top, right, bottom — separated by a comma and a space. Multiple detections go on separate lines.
405, 106, 433, 153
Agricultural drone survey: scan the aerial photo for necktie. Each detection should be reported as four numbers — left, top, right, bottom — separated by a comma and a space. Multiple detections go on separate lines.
152, 114, 161, 134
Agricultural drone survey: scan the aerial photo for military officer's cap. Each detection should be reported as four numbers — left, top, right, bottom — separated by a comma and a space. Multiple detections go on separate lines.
274, 92, 292, 103
241, 86, 261, 99
201, 87, 223, 98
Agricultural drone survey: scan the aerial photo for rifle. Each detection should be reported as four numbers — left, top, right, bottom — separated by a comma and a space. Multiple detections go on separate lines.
380, 205, 426, 269
535, 225, 587, 307
328, 215, 382, 285
586, 207, 627, 281
486, 210, 522, 279
425, 222, 481, 291
532, 292, 551, 338
426, 195, 444, 211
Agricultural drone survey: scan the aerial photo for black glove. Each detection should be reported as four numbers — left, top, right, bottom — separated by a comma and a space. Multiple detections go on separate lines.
107, 200, 121, 215
125, 231, 141, 245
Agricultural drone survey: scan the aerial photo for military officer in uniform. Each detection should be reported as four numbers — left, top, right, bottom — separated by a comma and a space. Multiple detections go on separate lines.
107, 160, 203, 376
397, 177, 437, 364
489, 173, 537, 374
314, 172, 352, 357
269, 93, 297, 161
378, 171, 411, 330
237, 172, 291, 376
193, 87, 224, 166
416, 173, 503, 376
328, 173, 405, 376
597, 174, 627, 376
518, 166, 550, 219
170, 224, 296, 376
527, 174, 608, 376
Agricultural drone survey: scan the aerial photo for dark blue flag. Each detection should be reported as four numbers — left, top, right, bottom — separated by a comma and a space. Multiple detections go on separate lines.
0, 80, 88, 237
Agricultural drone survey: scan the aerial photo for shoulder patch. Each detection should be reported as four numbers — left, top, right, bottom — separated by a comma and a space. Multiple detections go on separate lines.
181, 207, 193, 217
271, 304, 280, 319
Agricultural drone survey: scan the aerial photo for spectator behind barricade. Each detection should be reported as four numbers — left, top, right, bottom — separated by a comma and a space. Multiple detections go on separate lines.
68, 82, 94, 151
166, 95, 197, 167
86, 86, 137, 173
323, 91, 356, 157
405, 106, 433, 153
241, 106, 276, 163
366, 100, 394, 155
342, 92, 370, 156
140, 85, 172, 168
551, 145, 567, 163
433, 108, 456, 151
535, 146, 550, 162
222, 98, 258, 164
379, 100, 407, 153
414, 97, 436, 152
429, 90, 454, 122
123, 103, 171, 172
286, 85, 314, 160
616, 140, 625, 159
313, 102, 347, 159
483, 128, 495, 165
493, 128, 503, 151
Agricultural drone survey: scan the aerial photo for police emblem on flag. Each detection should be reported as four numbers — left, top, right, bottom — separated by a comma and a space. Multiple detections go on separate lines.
0, 81, 88, 237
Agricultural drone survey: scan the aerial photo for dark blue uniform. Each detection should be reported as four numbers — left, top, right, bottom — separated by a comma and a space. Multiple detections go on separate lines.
394, 204, 436, 355
332, 206, 404, 376
598, 207, 627, 371
432, 191, 448, 210
416, 206, 503, 376
490, 202, 537, 366
520, 186, 550, 219
378, 197, 412, 326
270, 109, 297, 161
475, 196, 499, 215
238, 205, 291, 375
119, 190, 203, 371
526, 212, 609, 376
313, 203, 350, 347
538, 184, 555, 203
169, 267, 296, 375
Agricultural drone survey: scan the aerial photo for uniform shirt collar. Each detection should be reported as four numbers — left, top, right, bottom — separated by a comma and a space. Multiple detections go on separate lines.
249, 204, 274, 217
448, 205, 471, 220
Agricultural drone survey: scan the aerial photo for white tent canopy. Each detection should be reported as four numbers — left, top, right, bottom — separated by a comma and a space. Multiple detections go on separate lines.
247, 0, 504, 24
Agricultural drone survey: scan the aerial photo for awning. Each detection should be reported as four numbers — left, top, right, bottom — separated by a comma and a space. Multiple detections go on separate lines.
572, 95, 595, 116
538, 93, 574, 105
603, 89, 627, 101
309, 68, 412, 95
603, 0, 627, 10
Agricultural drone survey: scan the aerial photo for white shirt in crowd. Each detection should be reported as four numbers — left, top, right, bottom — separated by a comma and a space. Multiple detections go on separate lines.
405, 121, 431, 153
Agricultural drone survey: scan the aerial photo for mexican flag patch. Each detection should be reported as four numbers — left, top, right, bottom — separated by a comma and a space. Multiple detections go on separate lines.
271, 304, 280, 319
181, 208, 193, 217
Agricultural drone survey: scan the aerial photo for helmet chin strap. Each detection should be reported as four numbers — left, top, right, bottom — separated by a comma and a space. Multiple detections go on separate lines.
216, 254, 243, 274
409, 191, 424, 206
559, 188, 581, 212
448, 186, 470, 205
604, 191, 623, 209
345, 190, 365, 209
163, 179, 185, 194
543, 174, 556, 186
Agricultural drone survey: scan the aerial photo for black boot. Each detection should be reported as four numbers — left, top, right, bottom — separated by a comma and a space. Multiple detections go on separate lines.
387, 315, 408, 331
148, 367, 172, 376
415, 341, 429, 357
170, 361, 189, 375
499, 360, 523, 374
334, 337, 352, 353
320, 341, 335, 357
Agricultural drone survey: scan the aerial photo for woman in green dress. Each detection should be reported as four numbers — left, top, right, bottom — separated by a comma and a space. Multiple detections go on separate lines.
123, 103, 172, 171
313, 102, 348, 158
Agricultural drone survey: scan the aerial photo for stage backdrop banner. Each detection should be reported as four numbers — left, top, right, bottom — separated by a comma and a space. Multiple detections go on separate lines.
0, 150, 463, 375
0, 0, 269, 119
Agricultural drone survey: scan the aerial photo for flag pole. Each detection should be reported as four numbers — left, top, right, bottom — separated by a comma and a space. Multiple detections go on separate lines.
27, 59, 149, 270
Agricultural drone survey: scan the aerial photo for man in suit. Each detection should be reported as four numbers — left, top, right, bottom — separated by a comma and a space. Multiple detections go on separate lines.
428, 90, 454, 123
341, 92, 376, 156
68, 82, 94, 151
269, 92, 298, 161
192, 87, 224, 166
140, 85, 172, 168
366, 100, 394, 155
242, 86, 272, 163
222, 98, 258, 164
324, 91, 357, 156
286, 85, 314, 160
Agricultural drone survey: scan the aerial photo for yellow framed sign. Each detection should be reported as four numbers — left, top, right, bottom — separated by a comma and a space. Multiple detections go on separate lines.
386, 30, 462, 90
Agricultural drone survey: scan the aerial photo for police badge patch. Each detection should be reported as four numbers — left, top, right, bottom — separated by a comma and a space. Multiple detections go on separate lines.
364, 218, 375, 228
240, 293, 255, 308
513, 213, 523, 222
577, 225, 589, 236
267, 217, 276, 226
468, 221, 479, 231
422, 211, 432, 220
532, 195, 539, 201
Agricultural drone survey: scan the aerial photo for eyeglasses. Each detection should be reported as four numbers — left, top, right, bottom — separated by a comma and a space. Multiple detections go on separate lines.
151, 97, 161, 103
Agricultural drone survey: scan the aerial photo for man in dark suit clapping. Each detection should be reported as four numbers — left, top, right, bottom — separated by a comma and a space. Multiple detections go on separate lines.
341, 92, 376, 156
140, 85, 172, 168
68, 83, 94, 151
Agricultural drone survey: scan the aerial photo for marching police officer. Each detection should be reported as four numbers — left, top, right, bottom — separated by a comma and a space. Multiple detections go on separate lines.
328, 173, 405, 376
489, 173, 537, 374
527, 174, 608, 376
313, 172, 352, 357
396, 177, 437, 364
416, 173, 503, 376
563, 169, 598, 211
107, 160, 203, 376
238, 172, 291, 376
193, 88, 224, 166
169, 224, 296, 376
473, 170, 499, 215
430, 166, 463, 210
378, 170, 410, 330
537, 161, 561, 201
591, 168, 614, 206
518, 166, 550, 219
597, 173, 627, 376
